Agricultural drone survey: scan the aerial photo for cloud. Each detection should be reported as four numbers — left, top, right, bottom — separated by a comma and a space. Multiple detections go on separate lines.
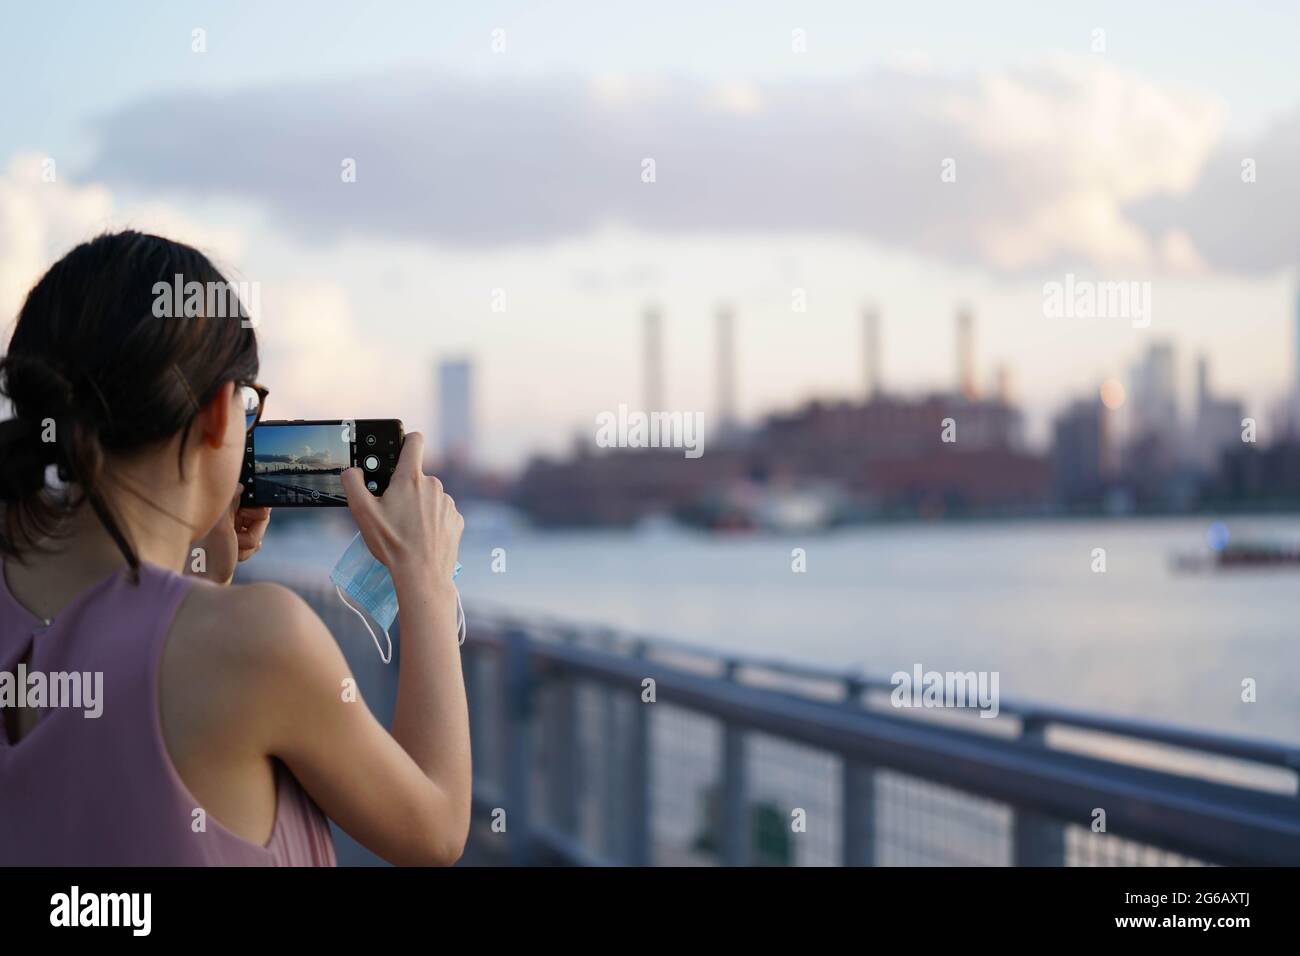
1128, 107, 1300, 274
0, 152, 247, 326
254, 280, 394, 422
86, 58, 1229, 273
0, 154, 436, 441
0, 154, 112, 323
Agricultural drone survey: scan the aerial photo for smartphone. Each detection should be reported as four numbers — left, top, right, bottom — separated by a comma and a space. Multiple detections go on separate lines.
241, 419, 404, 507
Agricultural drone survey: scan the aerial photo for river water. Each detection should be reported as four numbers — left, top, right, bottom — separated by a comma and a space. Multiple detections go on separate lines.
247, 512, 1300, 744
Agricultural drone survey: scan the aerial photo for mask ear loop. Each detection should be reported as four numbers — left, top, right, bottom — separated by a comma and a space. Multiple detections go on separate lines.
455, 588, 467, 646
336, 584, 392, 664
336, 584, 466, 660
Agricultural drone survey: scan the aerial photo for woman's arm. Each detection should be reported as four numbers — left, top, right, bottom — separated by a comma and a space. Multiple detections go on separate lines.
224, 433, 471, 865
237, 584, 471, 865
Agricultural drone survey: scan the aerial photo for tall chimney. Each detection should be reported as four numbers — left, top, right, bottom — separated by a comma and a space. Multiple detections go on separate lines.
716, 303, 737, 431
643, 304, 663, 411
995, 363, 1012, 405
956, 305, 977, 400
862, 304, 881, 400
1196, 354, 1210, 417
1294, 269, 1300, 403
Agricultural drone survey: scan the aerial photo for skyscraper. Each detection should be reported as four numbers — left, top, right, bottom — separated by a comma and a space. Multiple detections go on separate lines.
1129, 342, 1177, 439
1193, 354, 1244, 473
1052, 397, 1108, 503
716, 303, 736, 433
437, 358, 473, 466
1125, 342, 1180, 479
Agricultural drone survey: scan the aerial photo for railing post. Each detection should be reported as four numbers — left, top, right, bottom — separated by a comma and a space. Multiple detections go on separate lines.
501, 627, 535, 865
841, 675, 876, 867
597, 631, 623, 861
624, 640, 652, 866
720, 659, 749, 866
543, 630, 580, 837
1012, 717, 1066, 866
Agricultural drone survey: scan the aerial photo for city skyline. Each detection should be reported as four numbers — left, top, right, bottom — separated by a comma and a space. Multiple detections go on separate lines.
253, 423, 349, 470
448, 293, 1274, 474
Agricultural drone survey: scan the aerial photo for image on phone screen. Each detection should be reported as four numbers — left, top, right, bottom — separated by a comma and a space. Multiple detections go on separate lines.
252, 422, 351, 505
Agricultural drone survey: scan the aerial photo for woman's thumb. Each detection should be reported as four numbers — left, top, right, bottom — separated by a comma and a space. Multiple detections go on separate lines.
340, 467, 378, 520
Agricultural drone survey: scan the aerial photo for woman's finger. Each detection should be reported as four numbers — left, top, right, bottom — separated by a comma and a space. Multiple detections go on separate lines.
235, 506, 271, 530
235, 506, 271, 556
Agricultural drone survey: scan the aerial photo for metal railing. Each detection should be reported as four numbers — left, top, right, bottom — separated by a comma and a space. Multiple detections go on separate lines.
252, 566, 1300, 866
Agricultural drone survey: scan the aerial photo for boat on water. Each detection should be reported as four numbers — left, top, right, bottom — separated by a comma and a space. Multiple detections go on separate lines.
675, 482, 843, 534
1170, 540, 1300, 572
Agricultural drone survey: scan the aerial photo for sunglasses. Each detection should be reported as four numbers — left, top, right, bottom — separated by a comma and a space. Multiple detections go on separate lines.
239, 383, 269, 432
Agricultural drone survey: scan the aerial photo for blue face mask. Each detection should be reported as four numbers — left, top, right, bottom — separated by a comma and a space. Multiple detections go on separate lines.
329, 531, 463, 663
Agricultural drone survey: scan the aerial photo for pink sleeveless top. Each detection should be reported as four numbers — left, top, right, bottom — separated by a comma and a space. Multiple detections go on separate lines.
0, 561, 336, 866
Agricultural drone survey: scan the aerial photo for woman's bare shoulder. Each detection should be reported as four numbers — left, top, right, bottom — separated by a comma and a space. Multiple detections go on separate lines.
164, 579, 353, 755
170, 578, 338, 680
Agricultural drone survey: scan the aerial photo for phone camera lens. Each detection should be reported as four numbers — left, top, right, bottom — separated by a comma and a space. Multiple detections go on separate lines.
366, 434, 376, 446
363, 455, 380, 471
367, 480, 379, 493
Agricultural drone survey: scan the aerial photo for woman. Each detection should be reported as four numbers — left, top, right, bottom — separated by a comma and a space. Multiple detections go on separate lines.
0, 231, 470, 865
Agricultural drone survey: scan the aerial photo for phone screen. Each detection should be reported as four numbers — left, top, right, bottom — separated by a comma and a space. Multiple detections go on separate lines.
242, 419, 402, 507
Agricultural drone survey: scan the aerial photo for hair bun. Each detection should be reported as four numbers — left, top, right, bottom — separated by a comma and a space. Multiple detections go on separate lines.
0, 353, 77, 422
0, 416, 56, 502
0, 355, 78, 503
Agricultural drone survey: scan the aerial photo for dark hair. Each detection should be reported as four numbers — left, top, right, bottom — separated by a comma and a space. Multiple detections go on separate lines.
0, 231, 259, 577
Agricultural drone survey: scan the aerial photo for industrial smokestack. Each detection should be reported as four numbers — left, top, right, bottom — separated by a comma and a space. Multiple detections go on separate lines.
862, 304, 881, 400
995, 364, 1012, 405
1294, 269, 1300, 403
643, 304, 664, 411
956, 305, 977, 400
716, 303, 737, 431
1196, 354, 1210, 416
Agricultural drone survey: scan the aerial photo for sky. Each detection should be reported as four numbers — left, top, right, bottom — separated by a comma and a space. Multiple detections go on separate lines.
254, 423, 348, 467
2, 1, 1299, 468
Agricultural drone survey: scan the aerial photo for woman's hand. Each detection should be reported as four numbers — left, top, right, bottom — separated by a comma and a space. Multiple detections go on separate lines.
341, 432, 462, 589
188, 483, 272, 584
